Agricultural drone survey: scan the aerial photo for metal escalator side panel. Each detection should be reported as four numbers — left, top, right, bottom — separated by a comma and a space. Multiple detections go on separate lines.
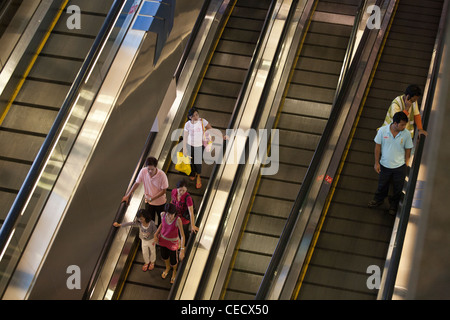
294, 0, 444, 300
377, 0, 449, 300
171, 0, 282, 300
242, 0, 399, 300
0, 0, 135, 299
220, 0, 374, 299
97, 0, 239, 300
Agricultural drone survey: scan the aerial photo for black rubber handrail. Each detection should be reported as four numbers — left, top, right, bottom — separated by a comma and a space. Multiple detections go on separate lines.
170, 0, 279, 299
255, 0, 376, 299
0, 0, 126, 291
83, 0, 214, 299
82, 131, 157, 299
174, 0, 211, 81
191, 0, 300, 300
379, 0, 448, 299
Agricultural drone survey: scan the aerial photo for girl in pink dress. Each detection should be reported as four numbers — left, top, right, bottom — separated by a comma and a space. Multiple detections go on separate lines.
154, 203, 185, 284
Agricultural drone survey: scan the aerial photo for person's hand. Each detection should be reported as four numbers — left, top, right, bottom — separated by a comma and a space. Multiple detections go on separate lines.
191, 225, 199, 233
404, 95, 413, 113
418, 129, 428, 137
113, 222, 120, 227
122, 194, 130, 204
179, 250, 185, 261
374, 162, 381, 174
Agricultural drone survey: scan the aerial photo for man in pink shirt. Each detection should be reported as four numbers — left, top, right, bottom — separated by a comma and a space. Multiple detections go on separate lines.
122, 157, 169, 223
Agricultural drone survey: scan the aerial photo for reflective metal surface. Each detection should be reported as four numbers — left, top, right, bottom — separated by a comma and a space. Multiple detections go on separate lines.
381, 0, 449, 300
25, 0, 205, 299
399, 9, 450, 298
265, 0, 398, 300
0, 0, 49, 97
1, 0, 130, 299
288, 0, 445, 300
175, 0, 291, 300
91, 0, 227, 300
207, 0, 315, 299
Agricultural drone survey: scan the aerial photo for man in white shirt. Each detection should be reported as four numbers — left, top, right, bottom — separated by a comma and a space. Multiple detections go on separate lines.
368, 112, 413, 215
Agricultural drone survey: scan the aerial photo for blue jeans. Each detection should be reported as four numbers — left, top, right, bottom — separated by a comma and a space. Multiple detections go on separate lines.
374, 164, 407, 210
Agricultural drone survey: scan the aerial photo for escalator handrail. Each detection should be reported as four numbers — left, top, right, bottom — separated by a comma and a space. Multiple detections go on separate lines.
174, 0, 211, 81
378, 0, 449, 300
0, 0, 126, 268
191, 0, 305, 300
83, 0, 215, 299
170, 0, 279, 300
255, 0, 380, 299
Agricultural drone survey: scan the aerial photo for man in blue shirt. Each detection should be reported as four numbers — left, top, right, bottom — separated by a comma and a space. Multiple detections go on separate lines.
368, 111, 413, 215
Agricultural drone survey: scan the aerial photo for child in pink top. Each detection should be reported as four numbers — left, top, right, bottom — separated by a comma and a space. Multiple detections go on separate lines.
154, 203, 185, 284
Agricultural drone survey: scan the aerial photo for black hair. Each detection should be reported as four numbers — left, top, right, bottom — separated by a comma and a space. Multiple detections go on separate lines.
405, 84, 421, 98
164, 203, 177, 215
145, 156, 158, 167
187, 107, 199, 120
136, 208, 151, 223
393, 111, 408, 124
176, 179, 188, 189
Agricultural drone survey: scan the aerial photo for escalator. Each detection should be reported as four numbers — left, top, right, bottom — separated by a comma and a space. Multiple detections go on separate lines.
115, 0, 274, 300
0, 0, 114, 224
220, 0, 362, 300
295, 0, 444, 299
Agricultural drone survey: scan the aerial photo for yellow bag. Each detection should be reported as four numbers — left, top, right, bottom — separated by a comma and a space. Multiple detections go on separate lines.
175, 152, 191, 176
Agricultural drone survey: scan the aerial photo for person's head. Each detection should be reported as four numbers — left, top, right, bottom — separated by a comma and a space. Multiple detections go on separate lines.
392, 111, 408, 132
145, 156, 158, 175
164, 203, 177, 216
176, 179, 188, 197
136, 208, 151, 224
404, 84, 421, 102
187, 107, 200, 122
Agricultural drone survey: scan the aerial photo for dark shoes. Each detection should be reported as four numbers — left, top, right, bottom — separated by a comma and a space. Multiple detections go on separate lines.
368, 199, 398, 216
388, 206, 397, 216
367, 200, 383, 208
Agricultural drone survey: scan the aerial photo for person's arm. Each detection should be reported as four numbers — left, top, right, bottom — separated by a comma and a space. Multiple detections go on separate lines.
171, 189, 176, 204
148, 188, 166, 204
187, 205, 198, 233
205, 120, 227, 140
413, 114, 428, 136
154, 223, 162, 242
177, 218, 186, 261
113, 221, 135, 228
183, 129, 189, 156
122, 182, 140, 203
405, 148, 412, 167
374, 143, 381, 173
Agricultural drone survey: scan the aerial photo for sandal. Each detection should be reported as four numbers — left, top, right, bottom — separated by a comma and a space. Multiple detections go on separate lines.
196, 179, 202, 189
148, 263, 154, 271
161, 270, 170, 279
142, 264, 149, 272
170, 274, 176, 284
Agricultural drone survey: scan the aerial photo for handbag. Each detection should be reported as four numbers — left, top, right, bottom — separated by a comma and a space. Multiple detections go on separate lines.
201, 118, 213, 152
175, 152, 191, 176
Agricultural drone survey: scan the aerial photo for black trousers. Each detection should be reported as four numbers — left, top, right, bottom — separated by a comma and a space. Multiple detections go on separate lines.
374, 164, 406, 210
144, 202, 165, 225
187, 144, 204, 175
